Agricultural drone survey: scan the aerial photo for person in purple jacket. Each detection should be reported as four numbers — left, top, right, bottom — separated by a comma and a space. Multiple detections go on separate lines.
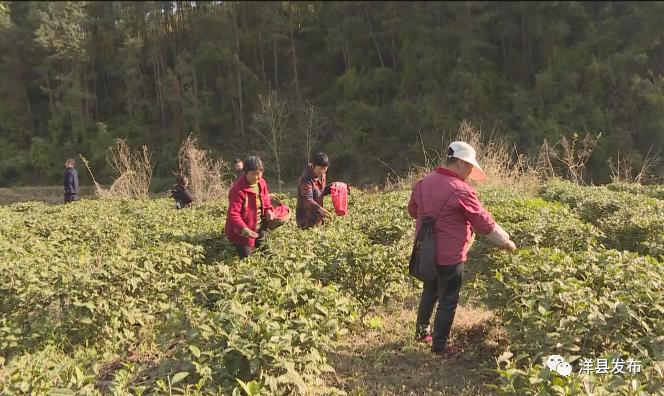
408, 141, 517, 358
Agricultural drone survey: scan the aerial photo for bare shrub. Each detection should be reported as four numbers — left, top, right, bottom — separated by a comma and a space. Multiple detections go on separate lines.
252, 91, 288, 192
608, 148, 661, 184
453, 120, 532, 186
535, 132, 602, 184
177, 134, 228, 204
80, 138, 153, 199
384, 120, 535, 191
535, 139, 557, 180
299, 101, 325, 163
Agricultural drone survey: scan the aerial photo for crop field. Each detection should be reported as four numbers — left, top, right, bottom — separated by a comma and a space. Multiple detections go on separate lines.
1, 181, 663, 395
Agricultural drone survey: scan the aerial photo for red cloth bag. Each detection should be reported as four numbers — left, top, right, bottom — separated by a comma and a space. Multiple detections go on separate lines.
267, 203, 290, 230
330, 182, 348, 216
273, 203, 290, 220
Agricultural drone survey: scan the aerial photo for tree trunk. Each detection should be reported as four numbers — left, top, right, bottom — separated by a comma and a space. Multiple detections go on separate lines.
289, 6, 300, 102
464, 2, 472, 58
234, 4, 245, 136
82, 63, 91, 126
45, 73, 56, 120
92, 57, 99, 120
138, 64, 159, 125
366, 8, 385, 68
521, 10, 528, 74
218, 61, 225, 113
192, 63, 199, 97
273, 34, 279, 88
173, 75, 185, 141
77, 65, 86, 139
391, 34, 397, 72
202, 70, 209, 107
259, 31, 268, 87
158, 48, 167, 128
102, 67, 110, 103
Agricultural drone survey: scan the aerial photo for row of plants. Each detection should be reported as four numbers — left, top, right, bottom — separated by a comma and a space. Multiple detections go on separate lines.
538, 180, 664, 258
606, 182, 664, 201
469, 184, 664, 394
3, 181, 662, 394
0, 189, 417, 395
488, 247, 664, 395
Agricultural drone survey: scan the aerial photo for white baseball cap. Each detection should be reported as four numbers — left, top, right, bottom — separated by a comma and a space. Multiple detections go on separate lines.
447, 141, 487, 182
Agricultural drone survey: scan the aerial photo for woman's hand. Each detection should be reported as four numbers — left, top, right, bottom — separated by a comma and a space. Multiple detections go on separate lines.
504, 240, 517, 252
320, 207, 332, 220
266, 210, 275, 221
242, 227, 259, 238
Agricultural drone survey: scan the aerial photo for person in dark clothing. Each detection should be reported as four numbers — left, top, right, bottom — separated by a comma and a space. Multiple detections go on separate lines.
63, 158, 79, 204
171, 175, 194, 209
296, 152, 332, 229
233, 158, 244, 179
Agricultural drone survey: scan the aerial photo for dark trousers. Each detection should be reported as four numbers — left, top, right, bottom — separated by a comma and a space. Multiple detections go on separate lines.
233, 228, 268, 259
64, 194, 78, 204
415, 263, 464, 351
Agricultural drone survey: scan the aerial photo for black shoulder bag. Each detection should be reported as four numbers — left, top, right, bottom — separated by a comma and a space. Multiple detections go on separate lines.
408, 189, 445, 282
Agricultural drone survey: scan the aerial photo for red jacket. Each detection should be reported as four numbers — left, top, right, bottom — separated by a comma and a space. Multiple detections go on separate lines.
225, 176, 274, 248
408, 167, 496, 265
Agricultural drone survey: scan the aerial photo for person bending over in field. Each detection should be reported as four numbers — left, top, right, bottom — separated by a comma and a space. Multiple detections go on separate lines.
296, 152, 333, 229
225, 156, 275, 258
171, 175, 194, 209
408, 141, 517, 358
63, 158, 80, 204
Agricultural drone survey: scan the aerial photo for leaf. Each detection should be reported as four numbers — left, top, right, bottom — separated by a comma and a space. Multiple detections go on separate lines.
497, 351, 513, 364
171, 371, 189, 385
189, 345, 201, 359
46, 389, 76, 396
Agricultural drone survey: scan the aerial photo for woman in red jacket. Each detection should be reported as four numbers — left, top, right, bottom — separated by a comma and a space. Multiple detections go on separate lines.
225, 156, 275, 258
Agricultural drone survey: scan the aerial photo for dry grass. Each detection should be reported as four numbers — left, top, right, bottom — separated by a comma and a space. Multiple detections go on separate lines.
385, 120, 537, 193
317, 291, 507, 395
81, 138, 153, 199
177, 134, 229, 204
535, 133, 601, 185
608, 148, 662, 184
455, 121, 534, 188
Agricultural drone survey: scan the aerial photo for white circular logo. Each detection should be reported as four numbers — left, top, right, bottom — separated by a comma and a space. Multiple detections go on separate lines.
556, 362, 573, 377
546, 355, 565, 371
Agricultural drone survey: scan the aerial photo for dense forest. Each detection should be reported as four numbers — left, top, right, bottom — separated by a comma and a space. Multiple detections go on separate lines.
1, 1, 663, 189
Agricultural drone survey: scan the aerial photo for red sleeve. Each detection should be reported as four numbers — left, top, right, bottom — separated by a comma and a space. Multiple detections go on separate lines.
228, 187, 249, 232
456, 187, 496, 235
261, 179, 273, 212
407, 180, 421, 219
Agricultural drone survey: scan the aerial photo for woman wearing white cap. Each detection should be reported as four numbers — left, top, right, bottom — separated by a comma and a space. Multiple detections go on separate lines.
407, 141, 516, 357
